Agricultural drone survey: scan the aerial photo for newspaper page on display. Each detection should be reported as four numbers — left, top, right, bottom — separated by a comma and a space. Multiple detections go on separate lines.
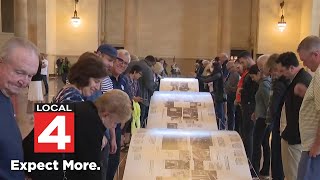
147, 91, 217, 131
123, 129, 252, 180
159, 78, 199, 92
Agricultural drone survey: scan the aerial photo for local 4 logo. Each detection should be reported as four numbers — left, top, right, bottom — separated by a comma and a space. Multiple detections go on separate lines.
34, 103, 75, 153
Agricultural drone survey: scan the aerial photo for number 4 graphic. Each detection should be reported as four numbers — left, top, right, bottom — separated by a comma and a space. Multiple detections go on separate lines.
38, 116, 71, 150
34, 112, 74, 153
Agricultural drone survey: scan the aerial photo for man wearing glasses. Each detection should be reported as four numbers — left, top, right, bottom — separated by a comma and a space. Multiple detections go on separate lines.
106, 49, 132, 180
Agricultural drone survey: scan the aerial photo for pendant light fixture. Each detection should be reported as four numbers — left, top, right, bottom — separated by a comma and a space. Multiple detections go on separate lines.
277, 1, 286, 32
71, 0, 81, 27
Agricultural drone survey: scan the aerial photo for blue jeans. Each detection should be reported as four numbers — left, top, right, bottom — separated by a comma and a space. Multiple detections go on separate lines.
271, 120, 284, 180
41, 75, 49, 94
297, 151, 320, 180
101, 142, 110, 180
252, 118, 271, 177
235, 105, 242, 137
106, 124, 121, 180
139, 104, 149, 128
241, 104, 255, 162
215, 102, 225, 130
227, 93, 236, 130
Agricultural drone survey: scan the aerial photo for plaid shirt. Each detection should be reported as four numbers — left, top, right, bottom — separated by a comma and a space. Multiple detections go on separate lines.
125, 75, 141, 98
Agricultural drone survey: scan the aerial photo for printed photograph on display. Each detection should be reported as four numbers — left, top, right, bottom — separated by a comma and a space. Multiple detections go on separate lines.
147, 91, 217, 130
169, 82, 191, 92
123, 129, 252, 180
159, 78, 199, 92
162, 135, 188, 150
192, 170, 218, 180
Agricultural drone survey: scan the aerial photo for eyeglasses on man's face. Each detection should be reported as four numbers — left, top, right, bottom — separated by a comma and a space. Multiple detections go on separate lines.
117, 58, 129, 66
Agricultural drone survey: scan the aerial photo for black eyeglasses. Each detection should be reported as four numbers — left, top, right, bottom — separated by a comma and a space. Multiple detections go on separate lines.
117, 58, 129, 66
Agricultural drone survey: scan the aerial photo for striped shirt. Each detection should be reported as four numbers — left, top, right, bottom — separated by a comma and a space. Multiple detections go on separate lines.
299, 66, 320, 151
100, 76, 113, 93
53, 87, 85, 103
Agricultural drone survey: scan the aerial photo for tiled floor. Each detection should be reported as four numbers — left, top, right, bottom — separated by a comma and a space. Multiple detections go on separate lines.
15, 77, 127, 180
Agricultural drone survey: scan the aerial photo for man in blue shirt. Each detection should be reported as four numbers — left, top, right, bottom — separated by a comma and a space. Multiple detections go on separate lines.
106, 49, 131, 180
0, 38, 39, 180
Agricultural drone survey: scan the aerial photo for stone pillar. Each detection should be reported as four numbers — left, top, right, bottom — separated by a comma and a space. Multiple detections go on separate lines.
27, 0, 37, 44
0, 0, 2, 32
36, 0, 46, 52
218, 0, 231, 55
124, 0, 138, 55
98, 0, 107, 44
14, 0, 28, 38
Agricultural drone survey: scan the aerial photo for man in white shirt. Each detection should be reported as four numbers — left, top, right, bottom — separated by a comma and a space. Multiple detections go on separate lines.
297, 35, 320, 179
40, 53, 49, 96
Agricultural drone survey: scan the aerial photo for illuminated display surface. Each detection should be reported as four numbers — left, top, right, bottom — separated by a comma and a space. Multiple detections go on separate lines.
147, 91, 217, 130
160, 78, 199, 92
123, 129, 251, 180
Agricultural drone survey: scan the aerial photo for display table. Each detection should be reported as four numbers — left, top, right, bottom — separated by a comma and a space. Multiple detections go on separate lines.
147, 91, 217, 130
123, 129, 252, 180
159, 78, 199, 92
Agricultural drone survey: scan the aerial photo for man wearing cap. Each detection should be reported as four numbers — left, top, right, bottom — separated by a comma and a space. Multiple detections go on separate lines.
95, 44, 120, 92
87, 44, 121, 180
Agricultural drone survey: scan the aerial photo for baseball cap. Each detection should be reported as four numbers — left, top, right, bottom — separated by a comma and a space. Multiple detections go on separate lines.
96, 44, 118, 59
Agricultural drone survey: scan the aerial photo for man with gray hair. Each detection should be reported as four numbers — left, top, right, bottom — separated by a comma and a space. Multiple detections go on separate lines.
256, 54, 269, 72
106, 49, 132, 180
218, 53, 229, 79
224, 61, 240, 130
0, 37, 39, 180
297, 35, 320, 179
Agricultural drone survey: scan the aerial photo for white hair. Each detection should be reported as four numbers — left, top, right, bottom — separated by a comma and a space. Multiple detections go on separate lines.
202, 62, 212, 76
117, 49, 131, 63
0, 37, 39, 62
256, 54, 269, 70
153, 62, 164, 74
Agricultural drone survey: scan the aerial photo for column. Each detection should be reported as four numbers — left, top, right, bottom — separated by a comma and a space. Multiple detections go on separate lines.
98, 0, 107, 44
218, 0, 232, 55
0, 0, 2, 32
14, 0, 28, 38
250, 0, 259, 59
36, 0, 46, 52
27, 0, 37, 44
124, 0, 138, 55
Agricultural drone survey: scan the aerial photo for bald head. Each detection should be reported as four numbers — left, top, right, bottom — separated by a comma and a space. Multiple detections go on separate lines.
219, 53, 229, 63
226, 61, 235, 73
0, 37, 39, 95
256, 54, 269, 74
297, 35, 320, 72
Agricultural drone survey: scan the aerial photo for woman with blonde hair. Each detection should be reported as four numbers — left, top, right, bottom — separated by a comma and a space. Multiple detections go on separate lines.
23, 89, 132, 180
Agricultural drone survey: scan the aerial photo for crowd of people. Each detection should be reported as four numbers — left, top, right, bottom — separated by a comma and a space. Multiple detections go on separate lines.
0, 37, 182, 180
194, 36, 320, 180
1, 35, 320, 180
